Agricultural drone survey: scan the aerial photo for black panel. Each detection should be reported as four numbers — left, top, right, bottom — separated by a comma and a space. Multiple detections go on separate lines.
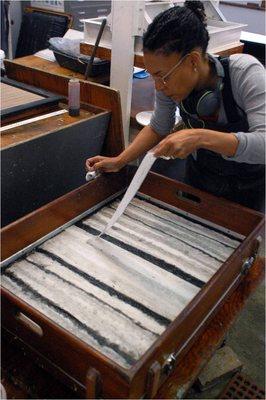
16, 10, 69, 58
1, 113, 110, 226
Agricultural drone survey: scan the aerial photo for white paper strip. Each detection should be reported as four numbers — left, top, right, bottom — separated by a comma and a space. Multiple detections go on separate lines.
99, 152, 156, 236
0, 109, 67, 132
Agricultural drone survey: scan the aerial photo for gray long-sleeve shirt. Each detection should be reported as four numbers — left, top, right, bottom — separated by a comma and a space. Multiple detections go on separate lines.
150, 54, 265, 164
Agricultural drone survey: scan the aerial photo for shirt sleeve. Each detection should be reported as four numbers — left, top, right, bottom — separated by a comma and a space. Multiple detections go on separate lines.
149, 90, 177, 136
222, 55, 265, 165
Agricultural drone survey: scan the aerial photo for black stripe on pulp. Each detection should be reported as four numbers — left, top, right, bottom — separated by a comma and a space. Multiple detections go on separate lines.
136, 196, 242, 243
125, 202, 238, 250
4, 270, 137, 366
76, 221, 205, 289
26, 257, 159, 337
108, 205, 225, 262
36, 248, 171, 326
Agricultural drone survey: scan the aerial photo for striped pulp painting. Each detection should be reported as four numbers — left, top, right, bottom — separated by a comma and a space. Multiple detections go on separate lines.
1, 197, 243, 369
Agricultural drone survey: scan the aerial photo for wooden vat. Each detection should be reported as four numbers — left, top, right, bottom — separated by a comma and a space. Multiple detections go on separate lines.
1, 169, 264, 398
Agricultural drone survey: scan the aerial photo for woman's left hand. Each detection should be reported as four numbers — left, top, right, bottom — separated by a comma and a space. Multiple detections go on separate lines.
153, 129, 202, 159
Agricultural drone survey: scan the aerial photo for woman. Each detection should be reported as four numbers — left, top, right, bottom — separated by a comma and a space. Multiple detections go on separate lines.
86, 1, 265, 211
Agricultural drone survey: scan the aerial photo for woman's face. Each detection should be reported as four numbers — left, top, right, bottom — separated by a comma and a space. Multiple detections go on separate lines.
144, 50, 199, 102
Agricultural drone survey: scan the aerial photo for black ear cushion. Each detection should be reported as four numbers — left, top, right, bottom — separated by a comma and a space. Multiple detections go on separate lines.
197, 90, 221, 117
182, 88, 221, 118
181, 93, 199, 115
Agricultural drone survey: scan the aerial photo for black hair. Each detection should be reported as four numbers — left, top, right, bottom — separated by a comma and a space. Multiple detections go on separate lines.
143, 1, 210, 56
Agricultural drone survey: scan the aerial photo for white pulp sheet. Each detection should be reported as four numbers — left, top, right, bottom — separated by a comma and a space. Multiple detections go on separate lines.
2, 197, 242, 369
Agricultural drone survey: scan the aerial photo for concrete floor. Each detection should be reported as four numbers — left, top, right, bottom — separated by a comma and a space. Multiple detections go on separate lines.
186, 281, 265, 399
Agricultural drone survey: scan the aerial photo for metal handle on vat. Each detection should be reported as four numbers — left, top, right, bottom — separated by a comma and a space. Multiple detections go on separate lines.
176, 189, 201, 204
15, 311, 43, 337
241, 256, 255, 275
241, 236, 263, 275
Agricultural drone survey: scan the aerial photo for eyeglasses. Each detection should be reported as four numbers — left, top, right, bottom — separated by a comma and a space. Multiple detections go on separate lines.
153, 52, 192, 86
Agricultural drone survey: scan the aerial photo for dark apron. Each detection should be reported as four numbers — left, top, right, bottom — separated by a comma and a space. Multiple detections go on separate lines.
180, 57, 265, 212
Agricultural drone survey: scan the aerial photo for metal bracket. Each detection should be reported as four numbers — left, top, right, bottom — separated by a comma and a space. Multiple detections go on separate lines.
241, 256, 255, 276
162, 353, 177, 376
241, 236, 262, 276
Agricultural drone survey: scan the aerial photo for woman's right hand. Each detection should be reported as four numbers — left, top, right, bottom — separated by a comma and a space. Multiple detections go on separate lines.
85, 155, 125, 173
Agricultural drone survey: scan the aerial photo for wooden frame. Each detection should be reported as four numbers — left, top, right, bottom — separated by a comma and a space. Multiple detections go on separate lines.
1, 168, 265, 398
1, 77, 65, 126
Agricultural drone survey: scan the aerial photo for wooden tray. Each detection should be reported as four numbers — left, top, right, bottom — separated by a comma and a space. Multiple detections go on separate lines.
1, 169, 264, 399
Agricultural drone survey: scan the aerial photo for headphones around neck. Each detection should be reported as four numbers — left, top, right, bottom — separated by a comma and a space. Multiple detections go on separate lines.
180, 55, 225, 118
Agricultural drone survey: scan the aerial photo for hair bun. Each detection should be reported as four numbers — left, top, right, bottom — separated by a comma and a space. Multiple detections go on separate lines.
184, 1, 207, 25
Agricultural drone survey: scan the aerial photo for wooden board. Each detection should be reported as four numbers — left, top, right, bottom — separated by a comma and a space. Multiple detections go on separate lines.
80, 43, 145, 68
12, 55, 109, 84
1, 82, 44, 110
